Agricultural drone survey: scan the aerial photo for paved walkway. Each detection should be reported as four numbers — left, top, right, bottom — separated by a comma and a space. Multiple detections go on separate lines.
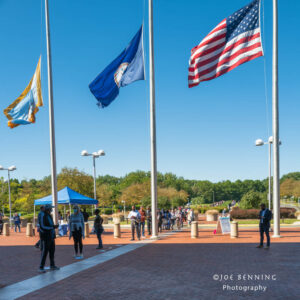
0, 227, 299, 300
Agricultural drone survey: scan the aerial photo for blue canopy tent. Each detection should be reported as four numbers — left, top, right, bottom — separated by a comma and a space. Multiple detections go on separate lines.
33, 187, 98, 226
34, 186, 98, 206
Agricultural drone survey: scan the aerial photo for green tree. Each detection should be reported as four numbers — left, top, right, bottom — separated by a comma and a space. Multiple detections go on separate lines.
57, 167, 94, 198
239, 191, 266, 209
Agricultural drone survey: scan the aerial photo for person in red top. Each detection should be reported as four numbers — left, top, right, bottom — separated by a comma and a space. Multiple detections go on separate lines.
139, 206, 146, 238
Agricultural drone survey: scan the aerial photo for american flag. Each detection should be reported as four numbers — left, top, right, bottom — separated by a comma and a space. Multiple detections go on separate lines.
188, 0, 263, 88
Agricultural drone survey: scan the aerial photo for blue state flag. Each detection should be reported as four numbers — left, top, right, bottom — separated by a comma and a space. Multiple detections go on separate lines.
89, 26, 145, 108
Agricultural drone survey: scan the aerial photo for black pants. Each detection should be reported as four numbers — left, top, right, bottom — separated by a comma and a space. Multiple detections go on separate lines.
260, 224, 270, 246
131, 221, 140, 239
158, 221, 162, 233
35, 232, 42, 250
147, 219, 152, 235
40, 234, 55, 268
96, 227, 103, 248
72, 229, 83, 254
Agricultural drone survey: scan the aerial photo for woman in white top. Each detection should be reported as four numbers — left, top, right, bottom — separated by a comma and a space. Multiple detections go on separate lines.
69, 205, 85, 259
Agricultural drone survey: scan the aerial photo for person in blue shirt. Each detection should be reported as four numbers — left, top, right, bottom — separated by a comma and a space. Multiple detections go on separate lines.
257, 203, 272, 249
13, 213, 21, 232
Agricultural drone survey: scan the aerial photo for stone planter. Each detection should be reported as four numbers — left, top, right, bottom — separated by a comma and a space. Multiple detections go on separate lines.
113, 217, 121, 224
206, 213, 218, 221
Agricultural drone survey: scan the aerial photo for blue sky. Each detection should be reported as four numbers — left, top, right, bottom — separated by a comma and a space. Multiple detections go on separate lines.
0, 0, 299, 182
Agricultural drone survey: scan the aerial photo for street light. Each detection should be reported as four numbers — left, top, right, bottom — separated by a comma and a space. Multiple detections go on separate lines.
0, 165, 17, 228
255, 137, 281, 210
81, 150, 105, 209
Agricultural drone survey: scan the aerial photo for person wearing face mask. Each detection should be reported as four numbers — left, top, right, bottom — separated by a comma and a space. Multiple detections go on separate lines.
69, 205, 85, 259
39, 204, 59, 273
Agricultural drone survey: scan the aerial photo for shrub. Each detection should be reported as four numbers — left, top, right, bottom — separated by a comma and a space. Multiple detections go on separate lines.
230, 208, 260, 219
205, 209, 219, 215
280, 208, 296, 218
100, 208, 113, 215
230, 207, 296, 219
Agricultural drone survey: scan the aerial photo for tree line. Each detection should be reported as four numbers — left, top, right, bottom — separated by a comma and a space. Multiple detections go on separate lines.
0, 168, 299, 215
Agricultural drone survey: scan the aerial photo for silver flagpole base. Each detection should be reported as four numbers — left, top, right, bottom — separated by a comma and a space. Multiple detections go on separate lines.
272, 234, 281, 238
150, 235, 159, 240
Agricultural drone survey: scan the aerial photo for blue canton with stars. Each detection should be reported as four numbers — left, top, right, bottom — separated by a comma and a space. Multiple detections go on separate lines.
226, 0, 260, 41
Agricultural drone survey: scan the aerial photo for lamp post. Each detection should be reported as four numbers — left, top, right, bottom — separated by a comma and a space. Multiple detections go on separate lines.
81, 150, 105, 210
255, 137, 281, 210
0, 165, 16, 228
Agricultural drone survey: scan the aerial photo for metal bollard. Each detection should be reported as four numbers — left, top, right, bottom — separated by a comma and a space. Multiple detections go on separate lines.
230, 221, 238, 238
3, 223, 10, 236
191, 221, 198, 239
84, 222, 90, 238
114, 223, 121, 238
26, 223, 33, 237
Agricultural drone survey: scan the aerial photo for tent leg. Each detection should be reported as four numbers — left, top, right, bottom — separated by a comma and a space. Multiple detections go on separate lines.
64, 205, 66, 221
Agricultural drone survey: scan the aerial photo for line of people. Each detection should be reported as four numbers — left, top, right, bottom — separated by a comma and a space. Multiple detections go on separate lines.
128, 206, 194, 239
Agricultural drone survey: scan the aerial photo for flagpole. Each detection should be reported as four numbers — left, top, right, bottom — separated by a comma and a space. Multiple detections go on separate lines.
272, 0, 280, 237
45, 0, 58, 224
149, 0, 158, 238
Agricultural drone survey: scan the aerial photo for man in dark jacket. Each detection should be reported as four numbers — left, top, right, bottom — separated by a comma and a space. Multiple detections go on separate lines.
257, 203, 272, 249
39, 204, 60, 272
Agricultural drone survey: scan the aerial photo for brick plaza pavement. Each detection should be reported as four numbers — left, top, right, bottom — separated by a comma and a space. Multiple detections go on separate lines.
1, 227, 300, 300
0, 227, 133, 288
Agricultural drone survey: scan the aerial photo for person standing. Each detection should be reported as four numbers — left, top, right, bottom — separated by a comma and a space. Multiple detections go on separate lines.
139, 206, 146, 238
65, 211, 70, 222
188, 209, 195, 226
146, 206, 152, 236
39, 204, 59, 273
170, 209, 176, 230
69, 205, 85, 259
94, 209, 104, 249
257, 203, 272, 249
128, 206, 141, 241
157, 210, 163, 233
13, 213, 21, 232
82, 208, 89, 223
35, 206, 45, 249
